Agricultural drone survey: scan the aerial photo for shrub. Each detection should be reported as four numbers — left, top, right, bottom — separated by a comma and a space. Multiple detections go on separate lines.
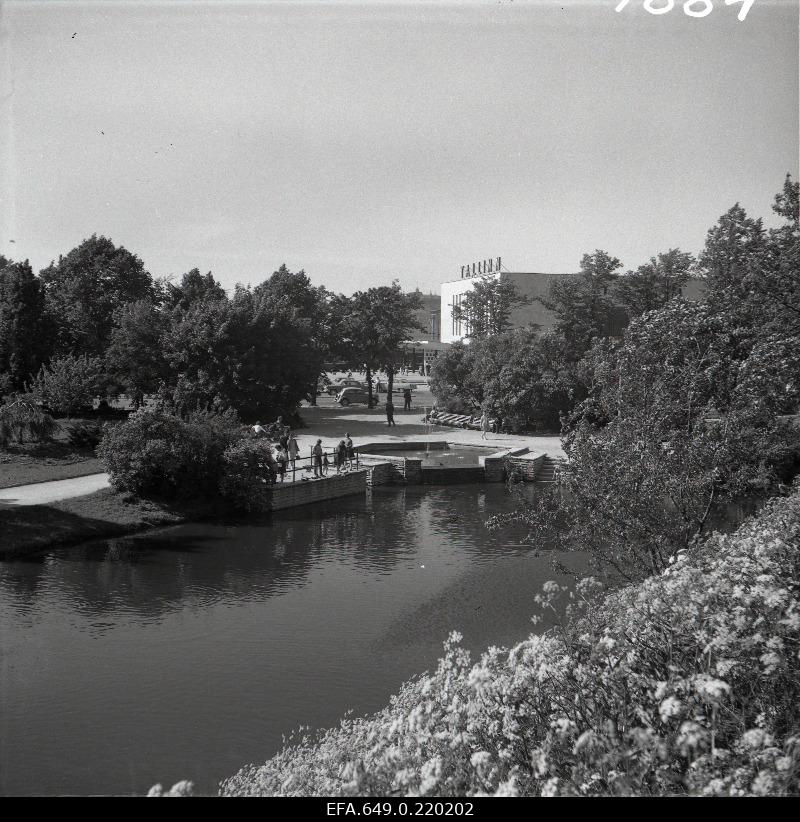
0, 396, 58, 447
98, 407, 237, 499
221, 487, 800, 797
218, 439, 275, 512
67, 420, 104, 450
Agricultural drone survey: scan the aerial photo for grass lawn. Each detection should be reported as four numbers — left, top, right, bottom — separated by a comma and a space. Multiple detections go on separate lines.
0, 488, 228, 557
0, 444, 104, 488
0, 417, 117, 488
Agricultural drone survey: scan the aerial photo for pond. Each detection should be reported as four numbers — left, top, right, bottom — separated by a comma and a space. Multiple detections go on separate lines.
0, 484, 588, 796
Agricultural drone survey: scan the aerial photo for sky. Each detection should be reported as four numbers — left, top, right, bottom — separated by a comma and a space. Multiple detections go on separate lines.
1, 0, 798, 295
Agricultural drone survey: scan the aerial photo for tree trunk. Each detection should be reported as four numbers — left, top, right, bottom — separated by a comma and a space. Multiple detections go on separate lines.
387, 364, 394, 401
366, 365, 373, 406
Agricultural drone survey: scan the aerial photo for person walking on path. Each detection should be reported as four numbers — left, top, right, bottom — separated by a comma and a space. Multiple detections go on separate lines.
480, 410, 491, 440
403, 387, 412, 411
385, 397, 396, 426
312, 439, 324, 478
345, 433, 355, 469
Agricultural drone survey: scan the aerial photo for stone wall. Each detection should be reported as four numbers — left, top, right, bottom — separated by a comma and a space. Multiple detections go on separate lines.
505, 453, 546, 482
270, 470, 367, 511
358, 454, 423, 484
364, 461, 394, 487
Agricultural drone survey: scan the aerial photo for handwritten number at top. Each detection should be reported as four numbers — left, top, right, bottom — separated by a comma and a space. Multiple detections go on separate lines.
614, 0, 755, 20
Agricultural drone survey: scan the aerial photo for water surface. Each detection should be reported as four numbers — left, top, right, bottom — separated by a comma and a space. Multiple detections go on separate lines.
0, 484, 586, 796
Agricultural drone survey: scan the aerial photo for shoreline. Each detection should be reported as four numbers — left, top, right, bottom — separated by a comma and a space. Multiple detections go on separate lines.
0, 488, 227, 559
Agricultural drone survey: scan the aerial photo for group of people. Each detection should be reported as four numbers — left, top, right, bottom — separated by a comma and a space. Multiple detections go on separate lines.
252, 417, 300, 483
251, 417, 359, 482
311, 434, 356, 477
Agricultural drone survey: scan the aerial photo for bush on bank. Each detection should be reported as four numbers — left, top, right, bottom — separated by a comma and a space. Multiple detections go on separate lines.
220, 487, 800, 797
98, 407, 273, 512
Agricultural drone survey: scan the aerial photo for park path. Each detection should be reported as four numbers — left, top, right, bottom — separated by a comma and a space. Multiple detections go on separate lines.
0, 473, 110, 507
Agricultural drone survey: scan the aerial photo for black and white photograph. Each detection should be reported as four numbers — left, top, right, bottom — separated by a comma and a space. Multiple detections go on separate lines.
0, 0, 798, 801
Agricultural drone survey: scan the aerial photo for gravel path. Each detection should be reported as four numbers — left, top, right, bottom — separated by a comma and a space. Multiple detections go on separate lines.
0, 473, 110, 507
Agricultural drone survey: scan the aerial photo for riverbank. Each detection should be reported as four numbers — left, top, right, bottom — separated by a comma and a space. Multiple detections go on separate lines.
0, 488, 229, 558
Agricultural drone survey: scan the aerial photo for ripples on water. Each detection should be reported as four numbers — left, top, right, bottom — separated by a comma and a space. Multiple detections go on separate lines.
0, 484, 587, 796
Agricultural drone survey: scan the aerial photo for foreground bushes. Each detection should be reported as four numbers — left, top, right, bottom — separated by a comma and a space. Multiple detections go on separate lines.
98, 407, 273, 511
221, 488, 800, 796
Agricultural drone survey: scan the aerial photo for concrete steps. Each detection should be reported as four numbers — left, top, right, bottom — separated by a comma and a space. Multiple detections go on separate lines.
535, 455, 563, 485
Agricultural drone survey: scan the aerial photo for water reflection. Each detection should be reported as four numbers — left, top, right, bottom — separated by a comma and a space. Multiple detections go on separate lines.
0, 483, 585, 796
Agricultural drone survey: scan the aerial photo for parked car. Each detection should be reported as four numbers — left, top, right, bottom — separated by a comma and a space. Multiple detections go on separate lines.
375, 381, 417, 394
327, 378, 366, 396
336, 387, 378, 407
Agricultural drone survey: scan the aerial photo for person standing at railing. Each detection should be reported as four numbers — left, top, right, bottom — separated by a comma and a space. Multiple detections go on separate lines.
336, 440, 347, 473
287, 432, 300, 479
345, 432, 355, 470
312, 439, 323, 478
403, 387, 412, 411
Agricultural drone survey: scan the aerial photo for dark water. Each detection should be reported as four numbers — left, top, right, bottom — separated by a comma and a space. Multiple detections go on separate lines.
0, 484, 587, 796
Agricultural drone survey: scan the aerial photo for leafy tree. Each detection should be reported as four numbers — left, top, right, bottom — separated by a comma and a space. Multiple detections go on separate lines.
430, 329, 584, 431
28, 354, 106, 417
429, 339, 484, 412
0, 259, 49, 391
163, 285, 319, 420
698, 203, 767, 300
450, 273, 529, 339
613, 248, 695, 319
540, 249, 625, 361
166, 268, 227, 312
255, 265, 330, 405
40, 235, 154, 356
505, 296, 800, 582
346, 284, 423, 401
106, 300, 171, 406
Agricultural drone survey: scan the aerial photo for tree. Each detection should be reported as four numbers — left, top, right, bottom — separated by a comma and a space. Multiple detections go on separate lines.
430, 329, 584, 431
166, 268, 227, 312
613, 248, 695, 319
40, 235, 154, 356
162, 284, 319, 420
698, 204, 768, 301
539, 249, 625, 361
255, 265, 330, 405
450, 273, 530, 339
28, 354, 106, 417
106, 300, 171, 406
429, 339, 484, 412
0, 259, 49, 391
502, 296, 800, 582
346, 284, 424, 401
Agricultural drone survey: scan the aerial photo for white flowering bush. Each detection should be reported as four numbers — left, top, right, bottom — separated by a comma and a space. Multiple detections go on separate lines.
221, 487, 800, 797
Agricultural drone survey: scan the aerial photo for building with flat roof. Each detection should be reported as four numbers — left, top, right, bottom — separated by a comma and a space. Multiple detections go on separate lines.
440, 261, 707, 344
441, 268, 575, 344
